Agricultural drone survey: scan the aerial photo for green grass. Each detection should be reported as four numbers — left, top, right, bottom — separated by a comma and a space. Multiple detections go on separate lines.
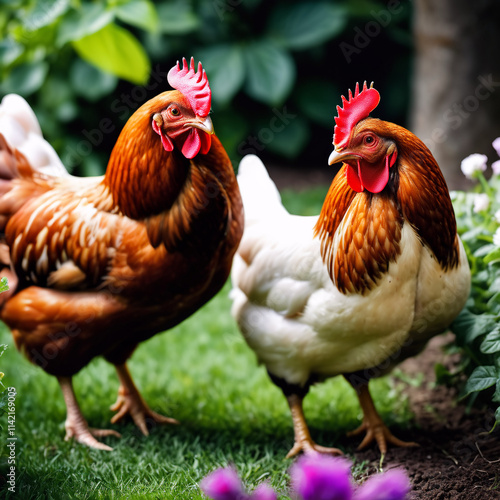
0, 186, 414, 499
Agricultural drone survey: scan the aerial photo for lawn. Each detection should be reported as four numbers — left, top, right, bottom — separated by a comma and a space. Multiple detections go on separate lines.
0, 187, 414, 499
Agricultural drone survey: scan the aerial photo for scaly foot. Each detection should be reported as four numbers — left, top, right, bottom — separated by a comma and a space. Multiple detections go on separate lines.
286, 437, 343, 459
58, 376, 120, 451
111, 363, 179, 435
65, 419, 121, 451
286, 394, 343, 459
347, 381, 417, 454
110, 385, 179, 435
347, 418, 417, 453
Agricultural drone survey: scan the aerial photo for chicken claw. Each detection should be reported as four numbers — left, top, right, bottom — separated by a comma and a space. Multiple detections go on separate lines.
286, 394, 343, 458
111, 364, 179, 435
65, 423, 121, 451
348, 382, 417, 454
59, 376, 120, 451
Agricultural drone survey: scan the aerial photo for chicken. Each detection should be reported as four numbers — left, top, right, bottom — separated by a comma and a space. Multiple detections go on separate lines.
231, 82, 470, 457
0, 58, 243, 450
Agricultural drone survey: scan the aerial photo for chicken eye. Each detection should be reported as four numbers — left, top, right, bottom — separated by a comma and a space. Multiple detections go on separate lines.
364, 135, 375, 145
170, 107, 180, 117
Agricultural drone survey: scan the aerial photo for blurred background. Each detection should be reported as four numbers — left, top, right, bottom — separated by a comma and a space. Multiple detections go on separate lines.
1, 0, 499, 188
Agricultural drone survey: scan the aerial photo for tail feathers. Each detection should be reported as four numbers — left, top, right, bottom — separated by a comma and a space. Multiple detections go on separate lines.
237, 155, 288, 221
0, 94, 69, 179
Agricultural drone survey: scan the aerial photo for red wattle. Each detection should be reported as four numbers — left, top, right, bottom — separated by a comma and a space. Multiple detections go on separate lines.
181, 129, 201, 159
346, 160, 364, 192
358, 158, 389, 194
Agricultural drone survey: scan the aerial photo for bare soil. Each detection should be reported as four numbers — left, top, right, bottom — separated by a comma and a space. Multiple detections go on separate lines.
354, 334, 500, 499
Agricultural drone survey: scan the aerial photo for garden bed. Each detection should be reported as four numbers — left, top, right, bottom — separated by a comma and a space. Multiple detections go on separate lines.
355, 334, 500, 499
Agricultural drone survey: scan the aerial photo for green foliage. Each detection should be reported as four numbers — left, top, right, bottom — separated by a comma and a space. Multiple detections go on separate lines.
450, 163, 500, 425
267, 2, 346, 50
73, 23, 150, 85
0, 0, 412, 175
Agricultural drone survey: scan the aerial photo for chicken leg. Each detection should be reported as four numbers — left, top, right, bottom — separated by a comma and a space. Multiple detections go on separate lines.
110, 363, 179, 435
59, 376, 121, 451
286, 394, 343, 458
347, 380, 417, 454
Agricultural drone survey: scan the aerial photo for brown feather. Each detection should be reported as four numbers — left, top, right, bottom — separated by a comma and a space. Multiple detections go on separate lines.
315, 118, 458, 295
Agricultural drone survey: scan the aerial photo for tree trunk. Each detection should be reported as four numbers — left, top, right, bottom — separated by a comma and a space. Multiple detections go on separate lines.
411, 0, 500, 188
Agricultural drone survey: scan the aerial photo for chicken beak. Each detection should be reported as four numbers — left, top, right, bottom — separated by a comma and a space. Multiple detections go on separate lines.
328, 148, 358, 165
189, 115, 214, 135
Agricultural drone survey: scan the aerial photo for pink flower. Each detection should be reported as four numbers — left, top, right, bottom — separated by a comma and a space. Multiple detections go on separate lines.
290, 455, 353, 500
460, 154, 488, 179
492, 137, 500, 156
492, 160, 500, 175
354, 469, 411, 500
250, 483, 277, 500
201, 468, 249, 500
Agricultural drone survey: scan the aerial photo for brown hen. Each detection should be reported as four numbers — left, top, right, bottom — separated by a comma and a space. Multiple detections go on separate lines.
0, 58, 243, 450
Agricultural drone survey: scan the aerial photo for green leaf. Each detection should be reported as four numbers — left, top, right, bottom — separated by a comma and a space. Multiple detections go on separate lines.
266, 115, 310, 159
295, 79, 338, 127
157, 1, 199, 34
0, 277, 8, 294
435, 363, 456, 385
115, 0, 159, 33
461, 225, 485, 243
473, 243, 496, 258
0, 38, 22, 66
243, 41, 295, 105
496, 405, 500, 424
23, 0, 70, 31
268, 2, 347, 50
72, 23, 150, 85
57, 3, 114, 46
464, 366, 498, 396
480, 326, 500, 354
1, 61, 49, 96
485, 247, 500, 264
196, 45, 245, 107
493, 380, 500, 403
451, 309, 497, 345
70, 59, 117, 101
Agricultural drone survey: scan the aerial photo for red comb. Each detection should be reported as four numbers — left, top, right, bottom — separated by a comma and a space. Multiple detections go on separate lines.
167, 57, 211, 117
333, 82, 380, 148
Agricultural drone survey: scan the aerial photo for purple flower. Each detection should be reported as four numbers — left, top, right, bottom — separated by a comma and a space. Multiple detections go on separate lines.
291, 455, 353, 500
250, 483, 277, 500
201, 467, 249, 500
354, 469, 410, 500
493, 137, 500, 156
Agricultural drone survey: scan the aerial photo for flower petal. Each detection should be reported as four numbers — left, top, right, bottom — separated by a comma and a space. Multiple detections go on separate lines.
290, 455, 353, 500
354, 469, 410, 500
250, 483, 277, 500
200, 467, 249, 500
